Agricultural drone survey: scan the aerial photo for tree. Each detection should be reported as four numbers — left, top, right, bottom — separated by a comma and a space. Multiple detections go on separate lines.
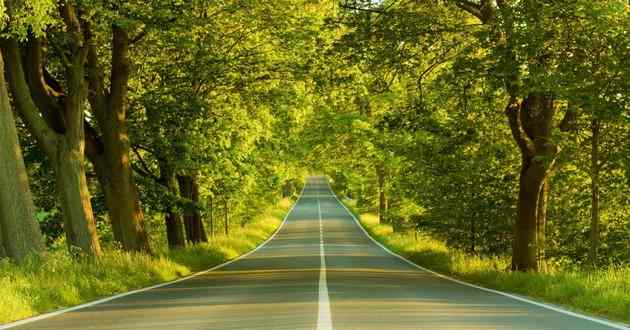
0, 50, 45, 262
2, 0, 102, 256
83, 20, 152, 253
332, 0, 630, 270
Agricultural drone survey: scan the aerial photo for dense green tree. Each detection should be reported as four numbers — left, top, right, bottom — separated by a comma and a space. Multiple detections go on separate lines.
313, 0, 630, 271
0, 51, 46, 261
2, 0, 102, 256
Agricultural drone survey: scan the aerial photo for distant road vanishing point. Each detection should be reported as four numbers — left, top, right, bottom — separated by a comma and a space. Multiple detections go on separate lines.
4, 177, 627, 330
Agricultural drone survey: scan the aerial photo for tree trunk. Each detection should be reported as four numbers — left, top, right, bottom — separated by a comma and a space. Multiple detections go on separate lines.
178, 175, 208, 244
86, 26, 151, 253
513, 153, 547, 271
1, 6, 102, 257
0, 53, 45, 262
224, 199, 229, 236
506, 93, 557, 272
56, 56, 102, 257
0, 228, 5, 258
590, 119, 600, 266
158, 161, 185, 249
470, 217, 476, 254
376, 164, 388, 224
537, 180, 549, 271
95, 138, 151, 253
55, 143, 102, 256
209, 196, 214, 238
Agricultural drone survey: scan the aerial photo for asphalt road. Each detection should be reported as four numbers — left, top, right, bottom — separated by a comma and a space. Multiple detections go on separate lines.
6, 177, 627, 330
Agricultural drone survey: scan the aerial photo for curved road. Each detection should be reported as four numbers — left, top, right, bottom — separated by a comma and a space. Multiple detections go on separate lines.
5, 177, 627, 330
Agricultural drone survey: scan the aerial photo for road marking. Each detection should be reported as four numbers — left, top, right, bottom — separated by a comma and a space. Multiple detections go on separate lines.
316, 188, 333, 330
0, 187, 307, 330
324, 181, 629, 330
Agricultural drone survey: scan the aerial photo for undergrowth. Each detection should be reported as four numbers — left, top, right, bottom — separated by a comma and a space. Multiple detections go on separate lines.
354, 208, 630, 325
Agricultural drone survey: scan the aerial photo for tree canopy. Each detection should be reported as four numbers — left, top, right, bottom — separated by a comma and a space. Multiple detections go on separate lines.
0, 0, 629, 273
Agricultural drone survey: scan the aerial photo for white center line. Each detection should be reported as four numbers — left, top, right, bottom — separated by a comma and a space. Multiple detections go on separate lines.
317, 186, 333, 330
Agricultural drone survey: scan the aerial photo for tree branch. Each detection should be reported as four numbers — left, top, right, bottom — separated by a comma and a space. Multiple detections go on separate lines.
131, 146, 160, 182
22, 37, 67, 133
110, 25, 131, 120
1, 39, 58, 159
84, 120, 104, 157
340, 4, 384, 14
505, 97, 535, 157
82, 18, 108, 124
452, 0, 482, 19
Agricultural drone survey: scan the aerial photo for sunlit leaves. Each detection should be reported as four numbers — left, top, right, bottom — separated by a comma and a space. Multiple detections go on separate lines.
1, 0, 56, 39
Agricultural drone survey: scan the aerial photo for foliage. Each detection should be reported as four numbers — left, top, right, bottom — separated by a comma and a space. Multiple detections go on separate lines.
308, 0, 630, 267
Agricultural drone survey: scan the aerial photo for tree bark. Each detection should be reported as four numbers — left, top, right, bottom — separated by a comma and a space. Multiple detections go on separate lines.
0, 227, 5, 258
376, 164, 388, 224
85, 25, 151, 253
470, 217, 476, 254
209, 196, 214, 238
0, 52, 46, 262
506, 93, 557, 272
537, 180, 548, 271
590, 118, 600, 266
158, 161, 185, 249
224, 199, 229, 236
2, 15, 102, 257
178, 175, 208, 244
55, 40, 102, 257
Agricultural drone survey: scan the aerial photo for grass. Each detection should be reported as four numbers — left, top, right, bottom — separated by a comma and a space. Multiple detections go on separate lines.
0, 198, 291, 324
352, 206, 630, 325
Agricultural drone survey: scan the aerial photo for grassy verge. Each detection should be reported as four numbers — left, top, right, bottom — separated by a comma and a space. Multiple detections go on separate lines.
348, 203, 630, 325
0, 198, 292, 324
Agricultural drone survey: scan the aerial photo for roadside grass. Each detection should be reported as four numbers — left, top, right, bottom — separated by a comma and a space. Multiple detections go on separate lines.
351, 206, 630, 325
0, 198, 291, 324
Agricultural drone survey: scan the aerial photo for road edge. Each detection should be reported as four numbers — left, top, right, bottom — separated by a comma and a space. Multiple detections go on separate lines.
325, 181, 629, 330
0, 187, 305, 330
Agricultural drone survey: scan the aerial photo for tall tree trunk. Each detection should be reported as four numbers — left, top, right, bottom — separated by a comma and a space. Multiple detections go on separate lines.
0, 229, 5, 258
95, 138, 150, 252
537, 181, 549, 271
56, 53, 102, 257
85, 26, 151, 253
590, 118, 600, 266
178, 175, 208, 244
470, 216, 476, 254
209, 196, 214, 238
506, 93, 557, 272
224, 198, 229, 236
55, 141, 101, 256
376, 164, 388, 224
0, 53, 45, 262
2, 30, 102, 257
158, 161, 185, 249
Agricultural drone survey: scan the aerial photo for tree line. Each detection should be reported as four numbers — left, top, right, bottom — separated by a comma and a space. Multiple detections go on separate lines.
305, 0, 630, 271
2, 0, 628, 274
0, 0, 320, 262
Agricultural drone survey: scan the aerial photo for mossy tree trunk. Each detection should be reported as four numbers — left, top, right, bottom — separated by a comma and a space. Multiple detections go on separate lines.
159, 161, 186, 249
1, 1, 102, 256
590, 119, 601, 266
224, 198, 229, 236
376, 164, 388, 224
0, 52, 45, 262
209, 196, 214, 237
84, 24, 151, 253
178, 175, 208, 244
506, 94, 557, 272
